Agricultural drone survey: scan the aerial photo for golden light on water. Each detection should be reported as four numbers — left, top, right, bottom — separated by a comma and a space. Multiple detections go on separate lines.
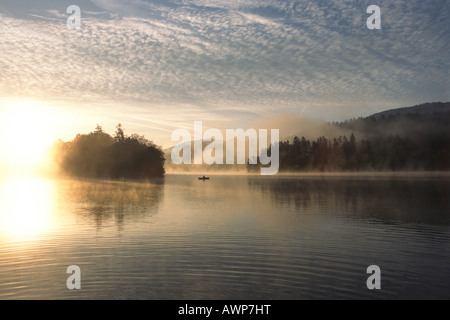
0, 177, 56, 242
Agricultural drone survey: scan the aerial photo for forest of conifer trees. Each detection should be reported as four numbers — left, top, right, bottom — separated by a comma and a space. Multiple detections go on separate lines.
275, 133, 448, 172
272, 110, 450, 172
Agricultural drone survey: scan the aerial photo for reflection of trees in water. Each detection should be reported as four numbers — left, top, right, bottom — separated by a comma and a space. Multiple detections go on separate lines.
65, 178, 164, 230
248, 176, 449, 225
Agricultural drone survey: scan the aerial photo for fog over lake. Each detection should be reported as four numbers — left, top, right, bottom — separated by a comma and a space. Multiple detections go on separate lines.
0, 173, 448, 299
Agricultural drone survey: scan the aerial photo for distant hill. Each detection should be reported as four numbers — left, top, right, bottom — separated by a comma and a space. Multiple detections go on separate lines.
164, 102, 450, 172
370, 102, 450, 119
334, 102, 450, 141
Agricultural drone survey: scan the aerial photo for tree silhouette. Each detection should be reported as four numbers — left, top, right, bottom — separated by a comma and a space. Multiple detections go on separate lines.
53, 124, 165, 179
114, 123, 125, 143
258, 123, 449, 173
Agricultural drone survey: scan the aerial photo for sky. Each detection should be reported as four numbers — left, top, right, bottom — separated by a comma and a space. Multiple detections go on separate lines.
0, 0, 449, 149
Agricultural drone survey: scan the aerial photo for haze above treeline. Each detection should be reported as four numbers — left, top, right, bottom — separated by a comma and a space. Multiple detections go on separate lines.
166, 102, 450, 173
48, 102, 450, 178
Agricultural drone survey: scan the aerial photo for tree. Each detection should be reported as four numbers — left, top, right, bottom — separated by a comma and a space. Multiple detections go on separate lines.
115, 123, 125, 143
94, 124, 103, 134
343, 133, 357, 170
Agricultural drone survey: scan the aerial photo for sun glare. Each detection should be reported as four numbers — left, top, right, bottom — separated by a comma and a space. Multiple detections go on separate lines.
0, 100, 61, 168
0, 177, 56, 242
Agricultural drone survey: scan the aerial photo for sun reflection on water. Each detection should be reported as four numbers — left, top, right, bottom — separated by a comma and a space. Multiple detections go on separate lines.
0, 176, 56, 243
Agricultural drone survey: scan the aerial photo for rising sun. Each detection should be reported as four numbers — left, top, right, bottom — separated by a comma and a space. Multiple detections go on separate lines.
0, 99, 61, 168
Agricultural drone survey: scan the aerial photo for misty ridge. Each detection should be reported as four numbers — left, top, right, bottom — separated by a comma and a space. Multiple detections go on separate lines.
166, 102, 450, 173
274, 102, 450, 172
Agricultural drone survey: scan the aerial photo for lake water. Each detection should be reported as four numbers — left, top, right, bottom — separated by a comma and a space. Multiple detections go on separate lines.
0, 173, 449, 299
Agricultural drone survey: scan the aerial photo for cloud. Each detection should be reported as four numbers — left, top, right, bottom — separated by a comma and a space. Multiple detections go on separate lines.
0, 0, 448, 129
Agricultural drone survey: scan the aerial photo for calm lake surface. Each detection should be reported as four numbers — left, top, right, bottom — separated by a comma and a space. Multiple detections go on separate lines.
0, 173, 449, 299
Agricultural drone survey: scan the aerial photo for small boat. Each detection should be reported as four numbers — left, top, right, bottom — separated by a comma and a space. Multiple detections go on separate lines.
198, 176, 210, 180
